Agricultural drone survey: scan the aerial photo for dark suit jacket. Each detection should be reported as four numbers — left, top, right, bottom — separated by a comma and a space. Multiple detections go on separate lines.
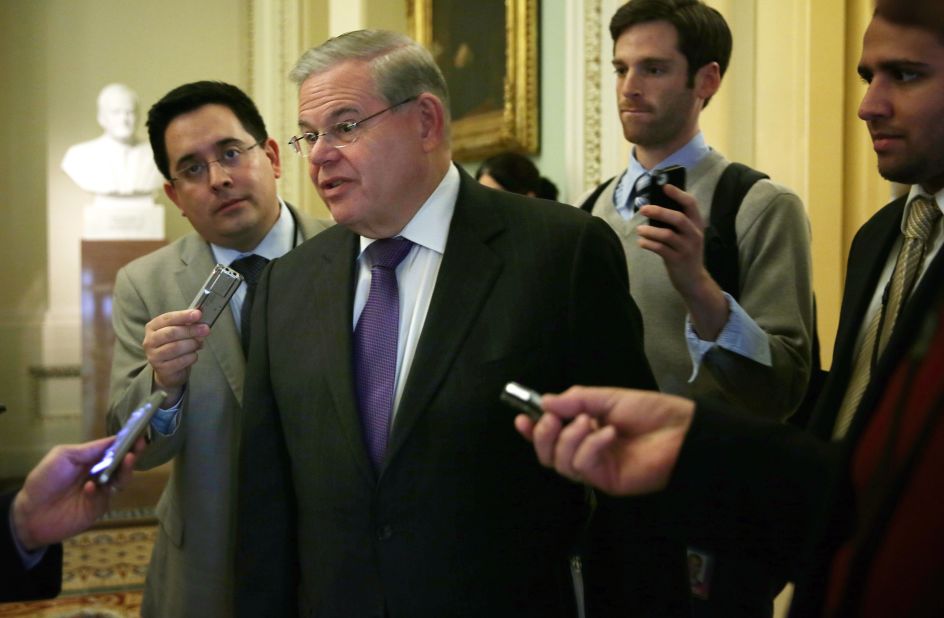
0, 492, 63, 602
235, 169, 661, 617
672, 271, 944, 617
807, 196, 909, 438
665, 196, 944, 617
107, 203, 330, 617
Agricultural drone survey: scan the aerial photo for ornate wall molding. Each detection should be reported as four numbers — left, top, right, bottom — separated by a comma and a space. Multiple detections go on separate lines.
564, 0, 625, 203
583, 0, 603, 191
249, 0, 311, 211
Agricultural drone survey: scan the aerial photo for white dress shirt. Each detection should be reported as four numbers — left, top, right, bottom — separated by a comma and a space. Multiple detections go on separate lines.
353, 164, 460, 421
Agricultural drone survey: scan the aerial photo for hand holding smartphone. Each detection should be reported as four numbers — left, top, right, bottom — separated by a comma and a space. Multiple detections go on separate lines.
188, 264, 243, 327
637, 164, 687, 230
89, 390, 167, 485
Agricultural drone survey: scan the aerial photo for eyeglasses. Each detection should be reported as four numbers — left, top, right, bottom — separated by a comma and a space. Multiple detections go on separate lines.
288, 96, 417, 156
170, 141, 263, 184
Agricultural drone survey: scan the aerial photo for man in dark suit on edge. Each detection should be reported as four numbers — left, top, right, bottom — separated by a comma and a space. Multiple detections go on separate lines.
805, 0, 944, 444
234, 29, 659, 618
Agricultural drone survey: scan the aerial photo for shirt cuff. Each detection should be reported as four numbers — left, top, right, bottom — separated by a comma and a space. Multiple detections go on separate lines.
150, 389, 184, 436
685, 291, 772, 381
9, 499, 47, 570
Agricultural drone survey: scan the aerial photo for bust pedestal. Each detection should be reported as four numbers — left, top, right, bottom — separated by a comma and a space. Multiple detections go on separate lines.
83, 195, 165, 240
81, 240, 165, 438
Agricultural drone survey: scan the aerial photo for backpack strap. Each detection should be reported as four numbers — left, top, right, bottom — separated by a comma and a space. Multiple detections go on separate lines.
579, 176, 616, 213
702, 163, 826, 423
703, 162, 768, 301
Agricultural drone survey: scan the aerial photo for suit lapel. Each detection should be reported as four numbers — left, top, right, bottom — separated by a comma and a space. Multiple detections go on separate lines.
305, 230, 375, 478
833, 199, 906, 366
846, 245, 944, 443
385, 177, 504, 469
287, 202, 333, 243
176, 235, 246, 405
175, 207, 325, 409
811, 197, 905, 437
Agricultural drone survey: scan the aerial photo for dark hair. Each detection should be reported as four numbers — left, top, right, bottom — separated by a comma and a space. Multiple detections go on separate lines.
875, 0, 944, 42
147, 81, 268, 180
475, 152, 559, 201
609, 0, 731, 106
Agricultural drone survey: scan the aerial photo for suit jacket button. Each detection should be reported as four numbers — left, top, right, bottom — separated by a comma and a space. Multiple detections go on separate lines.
377, 524, 393, 541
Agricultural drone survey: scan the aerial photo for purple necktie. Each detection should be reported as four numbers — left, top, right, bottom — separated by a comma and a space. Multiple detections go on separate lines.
354, 237, 414, 467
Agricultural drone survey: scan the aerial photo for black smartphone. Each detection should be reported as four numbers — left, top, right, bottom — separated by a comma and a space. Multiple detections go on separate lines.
89, 390, 167, 485
637, 164, 687, 229
188, 264, 243, 327
501, 382, 544, 422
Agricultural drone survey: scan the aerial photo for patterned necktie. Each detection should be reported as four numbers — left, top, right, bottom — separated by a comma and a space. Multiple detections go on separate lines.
629, 172, 651, 212
229, 254, 269, 357
353, 237, 414, 467
833, 197, 941, 438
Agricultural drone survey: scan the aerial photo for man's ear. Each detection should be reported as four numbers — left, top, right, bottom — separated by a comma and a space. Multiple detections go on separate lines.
694, 61, 722, 103
164, 181, 185, 216
414, 93, 446, 152
262, 137, 282, 180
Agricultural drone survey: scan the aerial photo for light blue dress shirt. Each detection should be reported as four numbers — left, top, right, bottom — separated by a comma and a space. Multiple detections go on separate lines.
614, 133, 772, 380
613, 132, 709, 219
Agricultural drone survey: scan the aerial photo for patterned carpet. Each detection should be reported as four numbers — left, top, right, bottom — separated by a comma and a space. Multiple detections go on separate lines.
0, 521, 156, 617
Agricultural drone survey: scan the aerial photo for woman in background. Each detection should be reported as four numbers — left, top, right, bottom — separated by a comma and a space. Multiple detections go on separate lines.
476, 152, 559, 201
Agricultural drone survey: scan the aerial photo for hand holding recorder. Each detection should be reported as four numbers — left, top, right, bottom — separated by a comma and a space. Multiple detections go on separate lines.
511, 384, 694, 496
142, 264, 242, 406
90, 390, 166, 485
12, 434, 142, 551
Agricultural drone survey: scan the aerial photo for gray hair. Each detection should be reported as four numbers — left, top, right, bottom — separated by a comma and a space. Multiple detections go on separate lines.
290, 30, 451, 122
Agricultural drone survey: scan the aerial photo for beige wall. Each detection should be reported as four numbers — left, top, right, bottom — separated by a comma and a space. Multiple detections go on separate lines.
0, 0, 896, 476
0, 0, 250, 475
0, 0, 403, 476
699, 0, 883, 367
0, 2, 52, 472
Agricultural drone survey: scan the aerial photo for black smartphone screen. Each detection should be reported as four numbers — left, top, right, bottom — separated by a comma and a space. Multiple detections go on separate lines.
639, 164, 687, 229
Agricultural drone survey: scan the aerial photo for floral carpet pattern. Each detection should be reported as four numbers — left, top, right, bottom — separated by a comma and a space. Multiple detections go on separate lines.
0, 523, 155, 617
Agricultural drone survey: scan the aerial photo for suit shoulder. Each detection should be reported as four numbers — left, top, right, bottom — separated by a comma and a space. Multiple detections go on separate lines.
735, 177, 808, 231
849, 195, 907, 248
484, 187, 591, 225
277, 222, 351, 267
293, 206, 334, 239
118, 234, 198, 279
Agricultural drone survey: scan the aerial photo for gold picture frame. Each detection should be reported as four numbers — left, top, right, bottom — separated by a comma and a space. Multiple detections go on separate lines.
409, 0, 539, 161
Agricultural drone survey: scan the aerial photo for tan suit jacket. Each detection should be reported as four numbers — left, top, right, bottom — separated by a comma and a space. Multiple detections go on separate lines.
107, 204, 330, 618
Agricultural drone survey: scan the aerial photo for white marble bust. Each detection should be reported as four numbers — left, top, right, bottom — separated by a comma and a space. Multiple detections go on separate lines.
61, 83, 163, 197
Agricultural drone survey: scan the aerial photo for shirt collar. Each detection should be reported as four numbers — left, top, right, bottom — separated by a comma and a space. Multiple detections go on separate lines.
359, 163, 459, 257
903, 185, 944, 231
212, 198, 296, 265
626, 131, 710, 180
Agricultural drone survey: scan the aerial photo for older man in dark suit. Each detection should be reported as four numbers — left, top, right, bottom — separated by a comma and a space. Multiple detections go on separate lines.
235, 30, 659, 618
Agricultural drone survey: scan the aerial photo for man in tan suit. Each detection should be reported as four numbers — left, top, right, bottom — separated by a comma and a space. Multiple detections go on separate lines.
106, 81, 330, 617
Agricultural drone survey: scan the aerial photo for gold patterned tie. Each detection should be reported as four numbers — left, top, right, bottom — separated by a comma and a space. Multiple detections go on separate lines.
833, 197, 941, 439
